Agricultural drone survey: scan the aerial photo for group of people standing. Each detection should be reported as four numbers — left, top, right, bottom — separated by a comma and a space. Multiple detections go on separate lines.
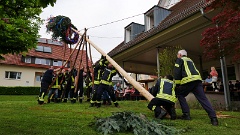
38, 66, 86, 105
90, 56, 119, 108
147, 49, 218, 126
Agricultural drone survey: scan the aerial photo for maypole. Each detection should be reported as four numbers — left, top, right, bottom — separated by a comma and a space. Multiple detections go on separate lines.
45, 15, 154, 102
71, 28, 154, 101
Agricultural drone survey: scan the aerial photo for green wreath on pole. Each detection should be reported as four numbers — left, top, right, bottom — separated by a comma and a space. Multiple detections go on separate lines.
46, 15, 79, 44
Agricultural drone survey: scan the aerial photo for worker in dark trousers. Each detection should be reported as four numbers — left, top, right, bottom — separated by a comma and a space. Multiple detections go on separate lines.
57, 69, 65, 103
62, 69, 70, 102
63, 68, 74, 103
38, 67, 59, 105
174, 49, 218, 126
69, 69, 76, 103
47, 71, 60, 103
102, 90, 112, 105
96, 63, 119, 108
77, 67, 85, 103
90, 56, 108, 107
85, 71, 93, 102
148, 75, 177, 120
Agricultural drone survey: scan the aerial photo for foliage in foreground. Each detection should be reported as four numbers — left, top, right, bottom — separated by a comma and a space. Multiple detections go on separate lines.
91, 111, 182, 135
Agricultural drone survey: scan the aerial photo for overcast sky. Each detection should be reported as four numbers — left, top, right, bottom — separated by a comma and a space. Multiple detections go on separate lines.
39, 0, 159, 62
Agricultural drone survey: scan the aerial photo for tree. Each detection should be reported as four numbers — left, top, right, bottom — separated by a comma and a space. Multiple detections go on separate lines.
158, 46, 182, 76
200, 0, 240, 61
0, 0, 56, 59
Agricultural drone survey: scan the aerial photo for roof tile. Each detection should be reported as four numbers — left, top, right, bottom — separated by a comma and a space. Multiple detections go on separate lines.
0, 39, 92, 69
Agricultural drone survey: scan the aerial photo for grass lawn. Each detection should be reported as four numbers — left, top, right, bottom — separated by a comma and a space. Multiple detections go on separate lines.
0, 95, 239, 135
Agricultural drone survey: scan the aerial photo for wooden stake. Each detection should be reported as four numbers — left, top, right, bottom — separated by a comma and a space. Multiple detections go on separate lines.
72, 28, 154, 101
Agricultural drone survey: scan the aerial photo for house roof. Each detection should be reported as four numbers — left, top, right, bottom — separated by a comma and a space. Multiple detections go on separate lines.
0, 38, 92, 70
108, 0, 209, 57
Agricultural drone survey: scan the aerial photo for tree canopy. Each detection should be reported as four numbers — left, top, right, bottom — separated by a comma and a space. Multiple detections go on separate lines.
0, 0, 56, 59
200, 0, 240, 61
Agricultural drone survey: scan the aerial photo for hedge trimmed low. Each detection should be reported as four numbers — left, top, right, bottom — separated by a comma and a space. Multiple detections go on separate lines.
0, 87, 40, 95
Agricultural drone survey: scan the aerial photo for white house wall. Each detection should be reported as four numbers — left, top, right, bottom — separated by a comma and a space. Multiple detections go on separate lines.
0, 65, 46, 87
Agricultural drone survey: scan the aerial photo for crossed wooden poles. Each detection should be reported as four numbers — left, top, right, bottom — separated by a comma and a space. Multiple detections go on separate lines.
46, 28, 154, 103
72, 28, 154, 102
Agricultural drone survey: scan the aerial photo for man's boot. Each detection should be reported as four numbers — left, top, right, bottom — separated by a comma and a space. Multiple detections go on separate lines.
211, 117, 218, 126
54, 98, 58, 103
47, 98, 51, 103
170, 107, 177, 120
96, 103, 101, 108
63, 98, 67, 103
114, 102, 119, 107
90, 103, 95, 107
181, 113, 191, 120
107, 99, 112, 105
102, 99, 106, 105
156, 108, 167, 119
38, 99, 44, 105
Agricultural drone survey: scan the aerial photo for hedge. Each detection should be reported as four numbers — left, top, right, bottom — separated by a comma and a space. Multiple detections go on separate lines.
0, 87, 40, 95
0, 86, 88, 95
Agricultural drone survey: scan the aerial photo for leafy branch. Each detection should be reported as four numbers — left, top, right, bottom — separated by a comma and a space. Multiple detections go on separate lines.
90, 111, 182, 135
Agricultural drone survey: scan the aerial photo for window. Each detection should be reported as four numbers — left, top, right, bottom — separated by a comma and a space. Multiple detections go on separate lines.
35, 46, 43, 52
35, 45, 52, 53
53, 60, 62, 66
46, 59, 51, 65
35, 58, 50, 65
43, 47, 52, 53
5, 71, 22, 80
25, 57, 31, 63
35, 58, 42, 64
35, 75, 42, 82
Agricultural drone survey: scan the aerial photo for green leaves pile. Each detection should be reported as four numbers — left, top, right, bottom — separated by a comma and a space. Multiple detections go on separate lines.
91, 111, 181, 135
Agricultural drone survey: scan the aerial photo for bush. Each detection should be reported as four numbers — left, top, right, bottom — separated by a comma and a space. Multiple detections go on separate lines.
0, 86, 40, 95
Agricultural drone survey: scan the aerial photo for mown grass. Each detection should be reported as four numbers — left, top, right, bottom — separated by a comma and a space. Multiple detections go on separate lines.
0, 95, 239, 135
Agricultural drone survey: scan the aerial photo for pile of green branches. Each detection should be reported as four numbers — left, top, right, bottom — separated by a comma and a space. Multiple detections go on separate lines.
46, 15, 78, 44
90, 111, 182, 135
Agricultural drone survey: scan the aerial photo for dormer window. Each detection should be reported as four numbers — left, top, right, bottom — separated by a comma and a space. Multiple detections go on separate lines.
35, 45, 52, 53
43, 46, 52, 53
125, 25, 132, 43
124, 22, 145, 43
145, 10, 155, 30
144, 6, 171, 31
35, 46, 43, 52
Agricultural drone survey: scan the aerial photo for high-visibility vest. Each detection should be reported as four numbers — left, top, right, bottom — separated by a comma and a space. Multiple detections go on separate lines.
174, 56, 202, 85
156, 78, 177, 103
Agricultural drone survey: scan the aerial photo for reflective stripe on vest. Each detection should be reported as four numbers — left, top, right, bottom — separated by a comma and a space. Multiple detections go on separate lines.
180, 57, 202, 85
156, 79, 177, 103
101, 80, 111, 85
52, 77, 59, 88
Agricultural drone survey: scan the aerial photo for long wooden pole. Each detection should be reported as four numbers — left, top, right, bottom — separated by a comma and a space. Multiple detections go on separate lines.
72, 28, 154, 101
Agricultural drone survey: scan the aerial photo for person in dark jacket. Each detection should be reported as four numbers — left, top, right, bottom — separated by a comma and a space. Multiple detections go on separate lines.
95, 62, 119, 108
148, 75, 177, 120
38, 67, 60, 105
84, 71, 93, 102
76, 67, 85, 103
90, 56, 108, 107
174, 49, 218, 126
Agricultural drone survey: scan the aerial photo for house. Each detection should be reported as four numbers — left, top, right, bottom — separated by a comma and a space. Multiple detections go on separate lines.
108, 0, 239, 85
107, 0, 240, 107
0, 38, 92, 87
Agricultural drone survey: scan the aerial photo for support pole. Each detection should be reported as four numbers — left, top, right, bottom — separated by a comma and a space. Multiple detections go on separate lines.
200, 8, 231, 110
72, 28, 154, 101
